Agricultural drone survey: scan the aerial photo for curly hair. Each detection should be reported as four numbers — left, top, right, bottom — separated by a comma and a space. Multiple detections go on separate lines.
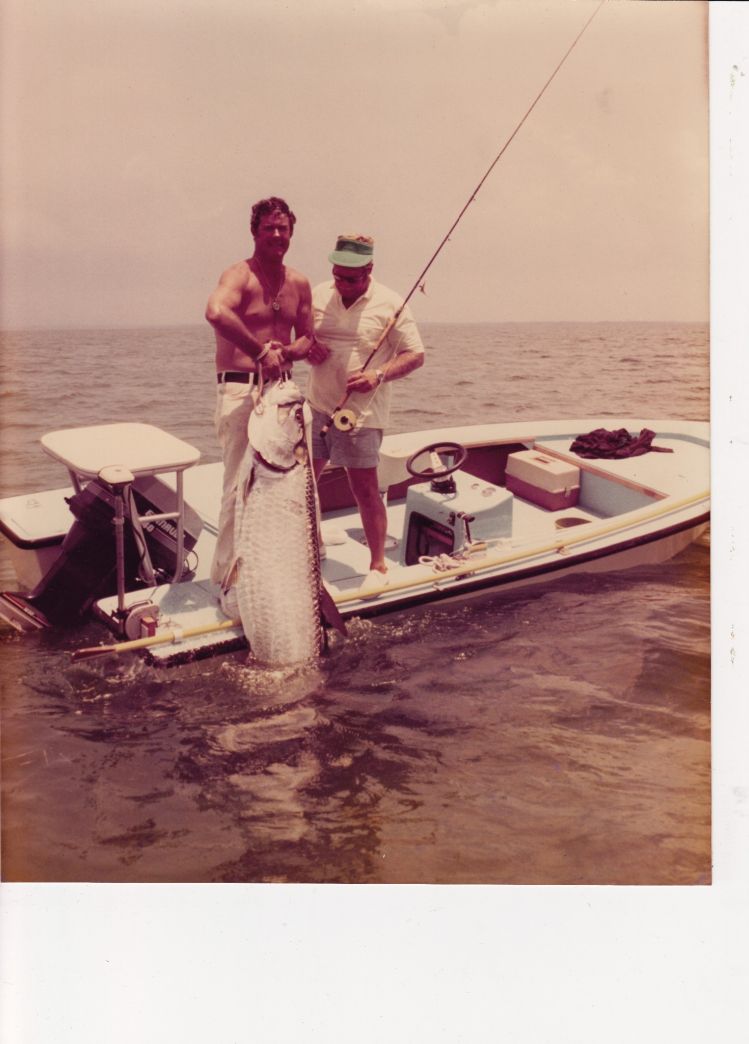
250, 197, 297, 236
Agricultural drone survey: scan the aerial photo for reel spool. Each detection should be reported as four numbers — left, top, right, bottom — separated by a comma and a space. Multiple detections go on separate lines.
332, 408, 358, 432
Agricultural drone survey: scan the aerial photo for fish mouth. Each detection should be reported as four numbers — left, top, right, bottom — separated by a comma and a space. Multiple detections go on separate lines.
254, 449, 301, 472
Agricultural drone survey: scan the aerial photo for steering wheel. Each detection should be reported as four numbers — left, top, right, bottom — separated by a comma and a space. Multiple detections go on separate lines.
405, 441, 468, 481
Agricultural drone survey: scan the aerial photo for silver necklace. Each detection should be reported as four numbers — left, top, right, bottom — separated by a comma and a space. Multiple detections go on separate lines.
251, 260, 286, 312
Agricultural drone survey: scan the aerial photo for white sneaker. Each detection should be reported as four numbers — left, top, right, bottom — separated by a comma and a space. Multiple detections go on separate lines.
358, 569, 390, 598
322, 524, 347, 546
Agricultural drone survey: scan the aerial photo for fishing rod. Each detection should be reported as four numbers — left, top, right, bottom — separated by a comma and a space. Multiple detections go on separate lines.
324, 0, 607, 434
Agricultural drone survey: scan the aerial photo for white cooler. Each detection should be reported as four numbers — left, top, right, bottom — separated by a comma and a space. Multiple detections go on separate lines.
505, 449, 580, 510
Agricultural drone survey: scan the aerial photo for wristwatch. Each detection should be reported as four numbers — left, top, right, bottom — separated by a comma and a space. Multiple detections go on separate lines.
375, 368, 385, 386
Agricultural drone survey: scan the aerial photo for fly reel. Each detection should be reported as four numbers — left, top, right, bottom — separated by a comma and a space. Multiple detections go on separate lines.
332, 408, 358, 432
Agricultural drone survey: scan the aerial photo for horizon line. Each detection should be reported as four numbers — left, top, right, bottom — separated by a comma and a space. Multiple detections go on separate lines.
0, 318, 710, 335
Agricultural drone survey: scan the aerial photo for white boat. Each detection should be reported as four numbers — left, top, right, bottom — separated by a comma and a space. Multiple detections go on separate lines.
0, 417, 709, 664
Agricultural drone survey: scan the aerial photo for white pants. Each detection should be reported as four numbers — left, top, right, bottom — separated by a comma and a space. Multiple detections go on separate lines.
210, 381, 255, 585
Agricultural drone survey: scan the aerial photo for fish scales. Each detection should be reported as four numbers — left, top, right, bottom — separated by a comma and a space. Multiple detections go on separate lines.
232, 379, 324, 666
235, 464, 322, 664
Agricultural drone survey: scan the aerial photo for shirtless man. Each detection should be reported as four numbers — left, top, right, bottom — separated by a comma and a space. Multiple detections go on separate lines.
205, 196, 314, 604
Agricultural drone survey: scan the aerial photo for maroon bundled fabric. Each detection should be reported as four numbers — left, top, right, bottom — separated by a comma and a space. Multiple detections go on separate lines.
569, 427, 674, 459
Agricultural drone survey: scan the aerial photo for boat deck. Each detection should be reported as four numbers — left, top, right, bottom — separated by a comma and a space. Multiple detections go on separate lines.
318, 495, 605, 595
91, 488, 607, 663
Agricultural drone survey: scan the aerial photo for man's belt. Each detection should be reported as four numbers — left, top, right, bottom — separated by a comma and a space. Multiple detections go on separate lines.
216, 371, 259, 384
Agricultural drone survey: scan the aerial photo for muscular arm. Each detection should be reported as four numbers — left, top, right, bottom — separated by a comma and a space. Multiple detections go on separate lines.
205, 265, 267, 362
280, 276, 315, 362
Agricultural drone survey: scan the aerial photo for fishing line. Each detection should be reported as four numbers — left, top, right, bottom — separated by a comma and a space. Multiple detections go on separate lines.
324, 0, 608, 433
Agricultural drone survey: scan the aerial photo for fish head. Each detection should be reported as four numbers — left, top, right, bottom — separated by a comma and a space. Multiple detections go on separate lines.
248, 378, 309, 469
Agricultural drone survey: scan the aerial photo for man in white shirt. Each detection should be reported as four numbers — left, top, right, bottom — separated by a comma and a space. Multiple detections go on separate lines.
307, 234, 425, 594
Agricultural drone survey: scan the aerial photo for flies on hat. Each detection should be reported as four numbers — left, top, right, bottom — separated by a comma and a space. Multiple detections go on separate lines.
328, 233, 374, 268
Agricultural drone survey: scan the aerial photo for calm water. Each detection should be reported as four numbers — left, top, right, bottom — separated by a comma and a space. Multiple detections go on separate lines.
0, 322, 710, 883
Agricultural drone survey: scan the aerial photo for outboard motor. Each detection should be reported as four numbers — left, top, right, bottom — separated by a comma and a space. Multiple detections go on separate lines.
1, 475, 201, 627
20, 480, 139, 624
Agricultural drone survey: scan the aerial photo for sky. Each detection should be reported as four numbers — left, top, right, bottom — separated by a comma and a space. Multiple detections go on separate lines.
1, 0, 711, 327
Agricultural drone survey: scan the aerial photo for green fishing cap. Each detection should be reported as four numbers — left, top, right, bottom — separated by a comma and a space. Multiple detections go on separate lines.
328, 233, 374, 268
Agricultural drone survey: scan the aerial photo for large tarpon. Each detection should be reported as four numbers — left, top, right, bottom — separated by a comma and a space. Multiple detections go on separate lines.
226, 377, 341, 666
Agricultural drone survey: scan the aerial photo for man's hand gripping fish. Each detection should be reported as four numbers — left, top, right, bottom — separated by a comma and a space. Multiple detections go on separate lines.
227, 377, 345, 666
